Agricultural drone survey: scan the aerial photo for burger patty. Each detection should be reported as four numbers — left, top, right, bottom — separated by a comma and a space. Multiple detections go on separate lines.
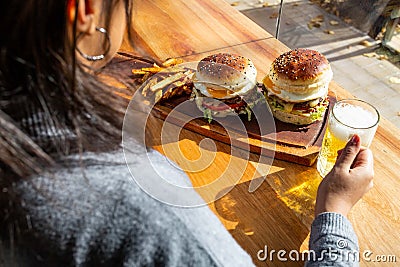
265, 93, 329, 119
193, 86, 261, 112
272, 94, 325, 111
221, 95, 243, 105
262, 85, 327, 113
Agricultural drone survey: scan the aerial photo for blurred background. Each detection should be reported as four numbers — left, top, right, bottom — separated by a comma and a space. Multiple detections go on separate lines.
225, 0, 400, 128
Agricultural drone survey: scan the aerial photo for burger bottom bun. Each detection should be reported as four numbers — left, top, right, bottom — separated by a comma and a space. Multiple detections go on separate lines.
271, 109, 325, 125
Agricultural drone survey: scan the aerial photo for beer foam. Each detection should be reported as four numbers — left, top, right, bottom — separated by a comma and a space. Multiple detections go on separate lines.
333, 104, 378, 128
330, 103, 378, 146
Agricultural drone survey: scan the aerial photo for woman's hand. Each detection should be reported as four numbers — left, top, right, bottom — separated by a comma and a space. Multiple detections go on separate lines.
315, 134, 374, 217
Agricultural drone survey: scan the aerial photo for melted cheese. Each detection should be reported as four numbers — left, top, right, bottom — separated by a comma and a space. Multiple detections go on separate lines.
206, 87, 234, 98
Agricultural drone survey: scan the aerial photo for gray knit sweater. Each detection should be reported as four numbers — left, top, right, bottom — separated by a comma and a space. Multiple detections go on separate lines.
2, 148, 254, 267
1, 147, 359, 266
306, 213, 359, 266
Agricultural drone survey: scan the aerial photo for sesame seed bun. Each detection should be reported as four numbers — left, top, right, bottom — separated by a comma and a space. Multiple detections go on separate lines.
265, 49, 333, 101
195, 53, 257, 95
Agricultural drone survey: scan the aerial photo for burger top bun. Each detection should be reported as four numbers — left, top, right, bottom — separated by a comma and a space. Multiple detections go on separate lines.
266, 49, 333, 97
195, 53, 257, 96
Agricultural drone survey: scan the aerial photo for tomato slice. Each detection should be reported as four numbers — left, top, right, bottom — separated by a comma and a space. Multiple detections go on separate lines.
202, 100, 245, 111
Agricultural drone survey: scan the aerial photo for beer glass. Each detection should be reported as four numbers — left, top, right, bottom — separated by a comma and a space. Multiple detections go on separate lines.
317, 99, 380, 177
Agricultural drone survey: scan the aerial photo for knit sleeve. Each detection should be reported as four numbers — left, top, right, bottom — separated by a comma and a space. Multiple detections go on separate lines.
305, 212, 359, 266
8, 150, 254, 267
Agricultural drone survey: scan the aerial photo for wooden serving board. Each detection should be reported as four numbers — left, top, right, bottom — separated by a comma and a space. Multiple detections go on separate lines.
104, 54, 335, 166
151, 91, 335, 166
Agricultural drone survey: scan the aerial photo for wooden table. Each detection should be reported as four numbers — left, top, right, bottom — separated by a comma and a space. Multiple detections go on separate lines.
120, 0, 400, 265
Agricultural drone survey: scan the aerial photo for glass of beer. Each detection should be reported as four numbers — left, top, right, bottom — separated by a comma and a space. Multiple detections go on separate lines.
317, 99, 380, 177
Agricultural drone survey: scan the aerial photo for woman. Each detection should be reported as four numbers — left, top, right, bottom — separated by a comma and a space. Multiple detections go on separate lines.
1, 0, 253, 266
0, 0, 373, 266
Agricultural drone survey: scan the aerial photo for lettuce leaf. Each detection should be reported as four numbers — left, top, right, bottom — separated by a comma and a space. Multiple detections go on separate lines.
203, 108, 213, 123
309, 104, 327, 121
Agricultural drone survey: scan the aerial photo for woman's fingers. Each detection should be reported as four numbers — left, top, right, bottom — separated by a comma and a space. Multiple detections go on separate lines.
336, 134, 361, 171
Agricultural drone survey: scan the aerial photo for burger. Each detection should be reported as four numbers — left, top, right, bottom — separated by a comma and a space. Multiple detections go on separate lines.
191, 53, 262, 122
262, 48, 332, 125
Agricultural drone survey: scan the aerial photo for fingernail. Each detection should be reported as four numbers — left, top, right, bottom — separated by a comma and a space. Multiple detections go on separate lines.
350, 134, 360, 145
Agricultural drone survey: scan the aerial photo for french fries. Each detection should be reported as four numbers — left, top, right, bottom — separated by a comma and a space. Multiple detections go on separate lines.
132, 58, 194, 103
162, 58, 184, 67
141, 66, 164, 73
150, 72, 186, 92
131, 69, 148, 75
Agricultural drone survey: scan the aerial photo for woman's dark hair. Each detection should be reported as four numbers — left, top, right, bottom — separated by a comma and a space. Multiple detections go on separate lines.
0, 1, 143, 259
0, 0, 135, 180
